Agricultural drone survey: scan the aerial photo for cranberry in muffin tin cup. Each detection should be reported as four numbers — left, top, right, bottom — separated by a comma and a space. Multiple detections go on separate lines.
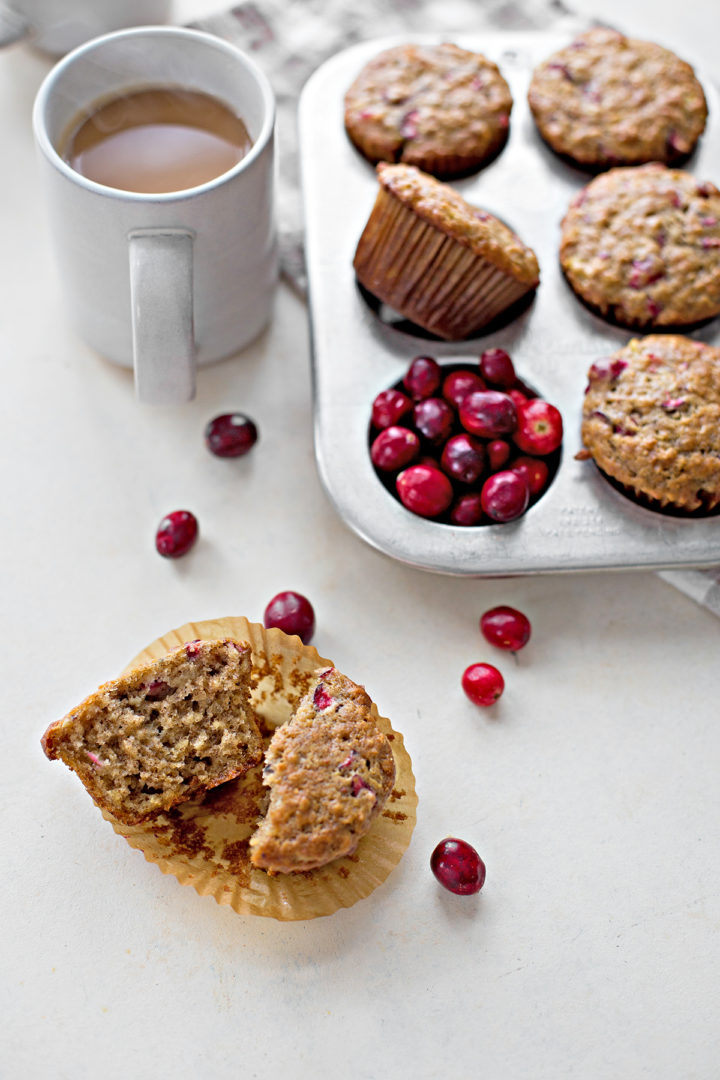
369, 350, 563, 527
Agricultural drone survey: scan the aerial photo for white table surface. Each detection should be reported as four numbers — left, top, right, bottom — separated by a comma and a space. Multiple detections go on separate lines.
3, 2, 719, 1078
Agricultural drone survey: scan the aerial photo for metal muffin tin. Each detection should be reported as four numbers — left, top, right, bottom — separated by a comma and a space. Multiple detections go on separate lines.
299, 32, 720, 575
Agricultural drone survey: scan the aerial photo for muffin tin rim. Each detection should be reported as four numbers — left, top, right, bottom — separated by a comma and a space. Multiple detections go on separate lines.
300, 30, 720, 576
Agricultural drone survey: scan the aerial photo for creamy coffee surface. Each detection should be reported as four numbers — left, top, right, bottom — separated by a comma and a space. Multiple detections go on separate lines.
64, 87, 253, 193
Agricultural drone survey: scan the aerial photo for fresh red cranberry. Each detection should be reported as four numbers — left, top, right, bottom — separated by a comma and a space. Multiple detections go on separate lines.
371, 388, 412, 429
403, 355, 442, 400
513, 400, 563, 456
431, 837, 486, 895
263, 591, 315, 644
480, 606, 531, 651
440, 433, 485, 485
479, 348, 516, 388
462, 662, 504, 706
480, 470, 529, 522
155, 510, 198, 558
450, 492, 484, 526
442, 369, 486, 410
511, 456, 549, 496
396, 463, 453, 518
460, 390, 517, 439
204, 413, 258, 457
370, 426, 420, 471
351, 775, 374, 796
508, 388, 529, 408
145, 679, 171, 701
413, 397, 454, 445
588, 358, 627, 384
313, 683, 333, 710
487, 439, 510, 472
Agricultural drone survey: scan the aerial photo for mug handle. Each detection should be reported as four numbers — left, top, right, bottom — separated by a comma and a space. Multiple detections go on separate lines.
0, 4, 28, 47
128, 229, 196, 405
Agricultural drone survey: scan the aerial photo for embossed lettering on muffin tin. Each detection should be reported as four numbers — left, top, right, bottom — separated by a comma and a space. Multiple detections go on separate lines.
299, 32, 720, 575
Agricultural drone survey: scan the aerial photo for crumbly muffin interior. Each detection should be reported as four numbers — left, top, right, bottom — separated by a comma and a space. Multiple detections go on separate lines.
43, 640, 262, 824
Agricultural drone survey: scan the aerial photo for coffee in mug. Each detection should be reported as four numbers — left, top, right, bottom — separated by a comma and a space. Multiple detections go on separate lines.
33, 27, 277, 405
63, 88, 254, 194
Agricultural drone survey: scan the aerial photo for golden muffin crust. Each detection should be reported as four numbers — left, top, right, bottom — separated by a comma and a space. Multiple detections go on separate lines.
560, 164, 720, 329
344, 42, 513, 178
42, 639, 262, 825
250, 668, 396, 874
581, 335, 720, 512
528, 27, 707, 168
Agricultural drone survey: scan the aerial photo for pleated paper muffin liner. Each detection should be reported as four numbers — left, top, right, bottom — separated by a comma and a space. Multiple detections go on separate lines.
353, 187, 532, 340
101, 616, 417, 921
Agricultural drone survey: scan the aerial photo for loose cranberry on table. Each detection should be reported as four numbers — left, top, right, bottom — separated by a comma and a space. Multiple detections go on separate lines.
370, 426, 420, 471
513, 399, 563, 456
396, 463, 453, 519
431, 837, 486, 896
155, 510, 198, 558
462, 662, 504, 706
205, 412, 258, 458
263, 591, 315, 644
459, 389, 517, 439
403, 355, 442, 400
480, 606, 531, 651
480, 469, 529, 523
371, 388, 412, 429
479, 347, 516, 388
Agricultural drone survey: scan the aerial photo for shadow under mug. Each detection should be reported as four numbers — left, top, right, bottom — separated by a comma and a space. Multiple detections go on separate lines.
33, 26, 277, 404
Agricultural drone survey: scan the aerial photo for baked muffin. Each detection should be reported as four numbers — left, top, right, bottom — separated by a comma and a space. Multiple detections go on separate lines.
528, 28, 707, 169
250, 667, 396, 874
354, 163, 540, 340
344, 42, 513, 178
580, 335, 720, 512
42, 639, 262, 825
560, 164, 720, 329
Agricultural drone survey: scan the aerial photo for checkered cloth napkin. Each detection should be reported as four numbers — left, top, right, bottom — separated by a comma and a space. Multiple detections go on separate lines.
192, 0, 720, 619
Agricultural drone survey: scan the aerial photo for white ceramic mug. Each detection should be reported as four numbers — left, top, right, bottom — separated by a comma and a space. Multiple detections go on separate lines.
33, 26, 277, 404
0, 0, 171, 55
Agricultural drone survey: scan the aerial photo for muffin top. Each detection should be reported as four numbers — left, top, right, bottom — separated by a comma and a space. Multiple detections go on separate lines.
560, 164, 720, 329
378, 163, 540, 284
344, 42, 512, 176
581, 335, 720, 512
249, 668, 396, 874
528, 27, 707, 167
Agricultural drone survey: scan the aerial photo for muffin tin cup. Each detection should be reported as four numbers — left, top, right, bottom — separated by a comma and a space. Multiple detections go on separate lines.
354, 188, 531, 338
300, 32, 720, 576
